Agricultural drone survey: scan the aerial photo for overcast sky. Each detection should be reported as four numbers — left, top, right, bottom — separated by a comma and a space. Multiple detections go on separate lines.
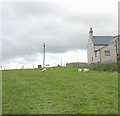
1, 0, 119, 69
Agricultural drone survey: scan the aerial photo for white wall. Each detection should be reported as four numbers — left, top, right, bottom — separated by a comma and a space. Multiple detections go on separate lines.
100, 42, 117, 63
87, 40, 117, 64
94, 46, 104, 51
93, 50, 101, 63
87, 39, 102, 63
87, 37, 95, 64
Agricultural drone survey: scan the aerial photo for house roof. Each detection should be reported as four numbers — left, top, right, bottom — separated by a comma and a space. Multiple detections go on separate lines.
92, 36, 114, 45
108, 36, 118, 45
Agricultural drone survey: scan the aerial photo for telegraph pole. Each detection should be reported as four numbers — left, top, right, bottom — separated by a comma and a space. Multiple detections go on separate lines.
43, 42, 45, 68
60, 57, 62, 66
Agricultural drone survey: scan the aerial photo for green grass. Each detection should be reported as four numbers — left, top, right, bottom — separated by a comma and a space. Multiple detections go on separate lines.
2, 67, 118, 114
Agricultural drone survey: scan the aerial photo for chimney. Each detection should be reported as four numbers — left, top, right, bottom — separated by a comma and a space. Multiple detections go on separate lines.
89, 28, 93, 33
89, 28, 93, 39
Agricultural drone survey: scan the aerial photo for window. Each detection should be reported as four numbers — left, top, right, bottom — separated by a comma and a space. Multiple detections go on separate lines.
105, 50, 110, 56
95, 52, 97, 57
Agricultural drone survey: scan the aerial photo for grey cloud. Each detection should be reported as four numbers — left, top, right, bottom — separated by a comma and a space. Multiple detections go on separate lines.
2, 2, 60, 19
2, 1, 117, 63
67, 13, 116, 24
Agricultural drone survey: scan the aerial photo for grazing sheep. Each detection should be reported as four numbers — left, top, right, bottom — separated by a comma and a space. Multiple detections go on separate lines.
78, 68, 82, 72
83, 68, 89, 72
42, 68, 47, 72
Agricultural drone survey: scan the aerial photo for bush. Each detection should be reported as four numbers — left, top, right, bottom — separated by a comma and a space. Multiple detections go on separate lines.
90, 63, 118, 72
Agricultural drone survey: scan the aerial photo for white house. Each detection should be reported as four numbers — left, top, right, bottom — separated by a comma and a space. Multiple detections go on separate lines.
87, 28, 119, 64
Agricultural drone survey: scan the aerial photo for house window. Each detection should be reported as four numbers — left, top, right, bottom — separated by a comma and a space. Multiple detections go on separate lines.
95, 52, 97, 57
105, 50, 110, 56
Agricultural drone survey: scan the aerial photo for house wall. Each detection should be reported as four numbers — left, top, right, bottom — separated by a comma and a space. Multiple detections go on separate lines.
87, 37, 95, 64
93, 45, 105, 63
100, 42, 117, 63
94, 46, 104, 51
87, 39, 103, 63
93, 50, 101, 63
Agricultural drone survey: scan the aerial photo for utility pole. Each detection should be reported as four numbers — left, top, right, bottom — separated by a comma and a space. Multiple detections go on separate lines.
43, 42, 45, 68
60, 57, 62, 66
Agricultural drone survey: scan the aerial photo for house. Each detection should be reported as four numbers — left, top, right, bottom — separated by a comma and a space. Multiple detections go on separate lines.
87, 28, 119, 64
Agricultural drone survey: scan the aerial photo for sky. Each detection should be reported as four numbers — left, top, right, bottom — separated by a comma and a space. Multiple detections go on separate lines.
0, 0, 119, 69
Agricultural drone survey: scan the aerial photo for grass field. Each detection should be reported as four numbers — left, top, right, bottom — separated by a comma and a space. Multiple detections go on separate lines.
2, 67, 118, 114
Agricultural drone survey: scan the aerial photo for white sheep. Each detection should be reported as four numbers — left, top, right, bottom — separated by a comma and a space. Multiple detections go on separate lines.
42, 68, 47, 72
83, 68, 89, 72
78, 68, 82, 72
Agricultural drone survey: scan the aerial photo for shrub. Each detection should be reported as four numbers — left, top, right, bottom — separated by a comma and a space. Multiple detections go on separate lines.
90, 63, 118, 72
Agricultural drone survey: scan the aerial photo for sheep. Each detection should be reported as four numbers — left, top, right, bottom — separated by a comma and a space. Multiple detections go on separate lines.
83, 68, 89, 72
78, 68, 82, 72
42, 68, 47, 72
